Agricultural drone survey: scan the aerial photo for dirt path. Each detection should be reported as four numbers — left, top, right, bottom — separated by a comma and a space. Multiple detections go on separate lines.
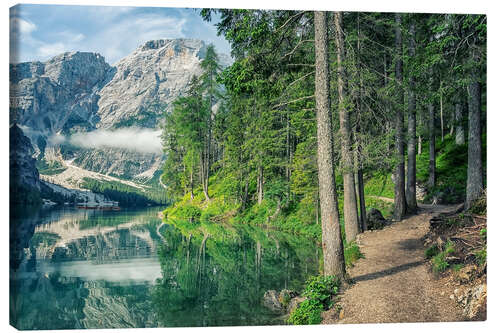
323, 204, 464, 324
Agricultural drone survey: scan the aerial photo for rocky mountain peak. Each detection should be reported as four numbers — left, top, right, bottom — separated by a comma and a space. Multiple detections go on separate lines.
96, 39, 209, 129
43, 51, 111, 92
10, 38, 231, 182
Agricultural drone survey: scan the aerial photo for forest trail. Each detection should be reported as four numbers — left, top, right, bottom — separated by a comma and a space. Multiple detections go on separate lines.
322, 203, 464, 324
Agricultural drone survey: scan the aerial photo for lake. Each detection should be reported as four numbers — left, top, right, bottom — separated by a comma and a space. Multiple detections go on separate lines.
10, 206, 320, 329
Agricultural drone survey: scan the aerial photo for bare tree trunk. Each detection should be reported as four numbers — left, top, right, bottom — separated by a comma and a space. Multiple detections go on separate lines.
334, 12, 359, 242
418, 135, 422, 155
190, 170, 194, 201
314, 11, 346, 279
393, 13, 407, 221
465, 45, 484, 209
428, 102, 436, 188
406, 18, 417, 214
355, 12, 367, 233
257, 165, 263, 205
455, 97, 465, 145
200, 153, 210, 201
356, 169, 367, 231
440, 81, 445, 142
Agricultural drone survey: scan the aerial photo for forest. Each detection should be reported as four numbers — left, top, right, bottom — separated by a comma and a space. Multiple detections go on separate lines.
81, 178, 169, 206
160, 10, 486, 323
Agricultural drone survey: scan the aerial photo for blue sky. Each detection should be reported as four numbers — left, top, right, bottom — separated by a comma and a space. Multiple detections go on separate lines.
9, 4, 231, 64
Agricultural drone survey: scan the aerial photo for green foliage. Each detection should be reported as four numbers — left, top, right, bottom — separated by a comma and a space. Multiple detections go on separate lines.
430, 241, 455, 274
425, 244, 439, 259
36, 158, 67, 175
80, 178, 168, 207
287, 275, 341, 325
480, 228, 487, 240
475, 248, 486, 266
166, 204, 201, 222
344, 241, 364, 268
417, 134, 486, 204
364, 197, 394, 220
431, 251, 449, 273
287, 299, 323, 325
364, 172, 394, 198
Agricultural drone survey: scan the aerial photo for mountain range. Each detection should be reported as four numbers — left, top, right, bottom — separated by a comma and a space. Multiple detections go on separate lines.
10, 38, 231, 191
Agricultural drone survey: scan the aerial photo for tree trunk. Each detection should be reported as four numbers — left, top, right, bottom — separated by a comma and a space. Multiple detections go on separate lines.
428, 102, 436, 188
455, 98, 465, 145
314, 11, 346, 279
200, 153, 210, 201
406, 18, 417, 214
334, 12, 359, 242
440, 81, 445, 142
190, 170, 194, 201
356, 169, 367, 232
465, 45, 484, 209
393, 13, 407, 221
418, 135, 422, 155
257, 165, 264, 205
355, 13, 367, 233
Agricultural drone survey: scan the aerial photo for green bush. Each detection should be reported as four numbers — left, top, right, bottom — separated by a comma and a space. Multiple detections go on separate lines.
425, 244, 439, 259
200, 199, 225, 223
431, 252, 449, 273
170, 204, 201, 222
287, 299, 323, 325
431, 241, 455, 273
287, 275, 341, 325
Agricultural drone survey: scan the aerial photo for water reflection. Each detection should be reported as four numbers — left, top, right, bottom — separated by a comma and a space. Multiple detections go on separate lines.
10, 207, 319, 329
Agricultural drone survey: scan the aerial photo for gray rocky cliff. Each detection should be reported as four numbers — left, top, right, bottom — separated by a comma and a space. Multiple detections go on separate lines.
10, 123, 42, 202
10, 39, 230, 183
10, 52, 112, 136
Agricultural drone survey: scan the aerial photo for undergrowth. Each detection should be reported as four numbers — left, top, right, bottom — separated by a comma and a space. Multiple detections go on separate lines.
429, 240, 455, 274
416, 133, 486, 204
287, 275, 341, 325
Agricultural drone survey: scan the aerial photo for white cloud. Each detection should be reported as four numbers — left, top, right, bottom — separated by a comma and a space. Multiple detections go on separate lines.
92, 14, 187, 64
48, 133, 66, 145
10, 5, 230, 64
11, 17, 37, 35
38, 42, 67, 58
58, 31, 86, 43
69, 127, 163, 154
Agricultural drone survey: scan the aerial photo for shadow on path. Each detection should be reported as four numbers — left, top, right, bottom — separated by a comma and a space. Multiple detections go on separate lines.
353, 260, 426, 283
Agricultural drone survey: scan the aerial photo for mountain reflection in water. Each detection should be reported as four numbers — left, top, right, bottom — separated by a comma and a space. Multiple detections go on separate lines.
10, 206, 320, 329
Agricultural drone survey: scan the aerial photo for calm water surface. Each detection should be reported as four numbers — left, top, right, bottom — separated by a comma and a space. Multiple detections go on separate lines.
10, 206, 320, 329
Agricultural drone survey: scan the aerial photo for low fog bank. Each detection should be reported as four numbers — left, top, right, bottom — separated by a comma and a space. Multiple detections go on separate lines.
47, 127, 163, 154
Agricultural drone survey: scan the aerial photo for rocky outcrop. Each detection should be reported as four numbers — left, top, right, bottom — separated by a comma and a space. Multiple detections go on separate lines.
10, 52, 112, 137
453, 283, 486, 320
98, 39, 206, 129
10, 39, 231, 183
262, 290, 283, 313
73, 147, 162, 179
263, 289, 303, 314
366, 208, 389, 230
10, 123, 42, 204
